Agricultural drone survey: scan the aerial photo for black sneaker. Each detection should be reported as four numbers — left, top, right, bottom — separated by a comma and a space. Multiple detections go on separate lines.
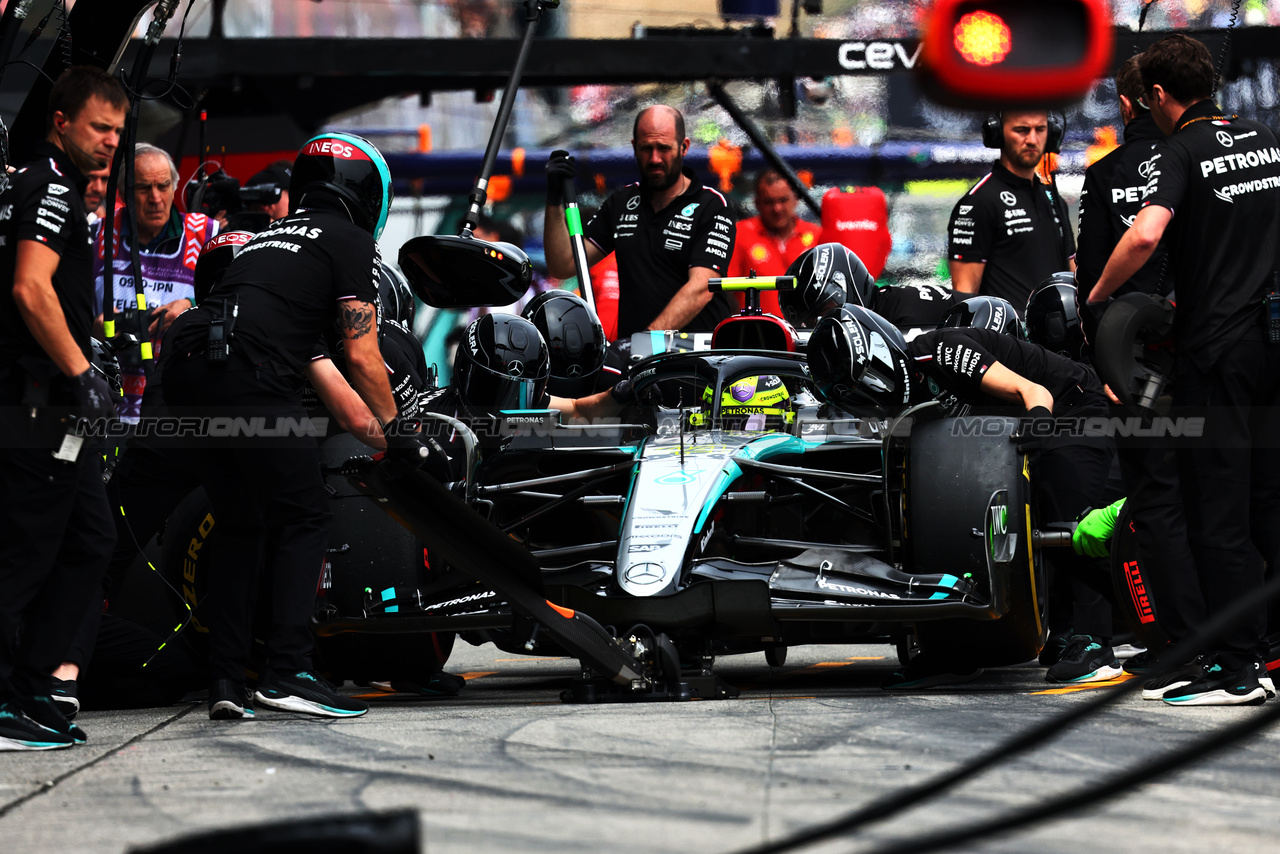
0, 702, 73, 751
209, 679, 255, 720
1045, 635, 1124, 684
254, 670, 369, 718
1163, 662, 1267, 707
1142, 656, 1209, 701
1039, 629, 1073, 667
1122, 649, 1158, 676
51, 678, 79, 719
881, 654, 983, 691
16, 695, 86, 744
386, 672, 466, 698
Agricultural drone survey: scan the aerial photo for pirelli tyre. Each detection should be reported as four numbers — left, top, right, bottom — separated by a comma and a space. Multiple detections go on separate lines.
905, 416, 1048, 667
1108, 499, 1170, 649
155, 433, 457, 684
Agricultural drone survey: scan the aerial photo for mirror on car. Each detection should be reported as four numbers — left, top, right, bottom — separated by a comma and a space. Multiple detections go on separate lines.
398, 234, 533, 308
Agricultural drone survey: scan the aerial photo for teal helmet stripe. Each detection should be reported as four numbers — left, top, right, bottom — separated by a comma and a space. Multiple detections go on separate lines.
302, 131, 392, 240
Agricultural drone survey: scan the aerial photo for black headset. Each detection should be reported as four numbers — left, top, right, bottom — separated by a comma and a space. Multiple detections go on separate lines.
982, 112, 1065, 154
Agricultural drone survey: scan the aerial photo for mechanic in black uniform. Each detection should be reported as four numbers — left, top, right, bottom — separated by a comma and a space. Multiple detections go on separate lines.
164, 133, 435, 721
947, 109, 1076, 313
780, 242, 961, 335
542, 106, 737, 339
1073, 55, 1197, 680
1088, 35, 1280, 706
808, 306, 1116, 688
0, 67, 127, 751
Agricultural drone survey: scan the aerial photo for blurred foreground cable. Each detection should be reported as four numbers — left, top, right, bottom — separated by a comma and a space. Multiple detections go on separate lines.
734, 562, 1280, 854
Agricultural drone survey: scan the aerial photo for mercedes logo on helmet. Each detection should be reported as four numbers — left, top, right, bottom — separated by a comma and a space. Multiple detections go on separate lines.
508, 360, 525, 377
566, 364, 583, 376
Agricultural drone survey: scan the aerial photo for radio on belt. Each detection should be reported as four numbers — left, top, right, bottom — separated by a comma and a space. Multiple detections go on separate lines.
207, 295, 238, 362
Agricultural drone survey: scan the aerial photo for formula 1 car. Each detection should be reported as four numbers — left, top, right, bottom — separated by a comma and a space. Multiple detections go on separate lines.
304, 274, 1053, 698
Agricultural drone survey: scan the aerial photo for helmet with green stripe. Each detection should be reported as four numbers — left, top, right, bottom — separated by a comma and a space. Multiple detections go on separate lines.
290, 132, 393, 239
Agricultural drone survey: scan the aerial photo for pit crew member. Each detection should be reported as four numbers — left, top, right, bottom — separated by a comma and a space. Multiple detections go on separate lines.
947, 110, 1076, 311
543, 105, 737, 338
1088, 34, 1280, 706
163, 132, 430, 721
727, 170, 822, 317
0, 66, 126, 750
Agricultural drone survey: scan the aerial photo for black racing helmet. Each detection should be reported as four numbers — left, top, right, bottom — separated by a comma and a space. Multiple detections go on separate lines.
454, 314, 550, 409
290, 132, 393, 239
1025, 273, 1083, 360
941, 295, 1026, 339
779, 242, 876, 328
378, 262, 416, 333
521, 290, 606, 398
773, 245, 875, 332
807, 304, 913, 410
192, 230, 254, 304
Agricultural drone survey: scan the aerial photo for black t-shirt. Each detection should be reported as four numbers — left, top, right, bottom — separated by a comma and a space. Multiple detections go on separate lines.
1139, 100, 1280, 371
1076, 114, 1168, 298
947, 161, 1076, 314
907, 327, 1106, 417
584, 166, 737, 337
871, 283, 961, 329
0, 141, 93, 371
175, 199, 380, 375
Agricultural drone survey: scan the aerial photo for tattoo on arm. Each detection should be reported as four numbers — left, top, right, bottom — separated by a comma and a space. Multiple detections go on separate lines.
339, 302, 376, 339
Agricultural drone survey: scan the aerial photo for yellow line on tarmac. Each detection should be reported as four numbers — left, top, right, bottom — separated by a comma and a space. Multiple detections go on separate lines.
459, 671, 500, 681
1031, 673, 1135, 695
847, 656, 887, 661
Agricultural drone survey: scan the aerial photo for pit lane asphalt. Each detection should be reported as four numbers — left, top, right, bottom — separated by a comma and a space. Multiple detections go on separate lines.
3, 642, 1279, 853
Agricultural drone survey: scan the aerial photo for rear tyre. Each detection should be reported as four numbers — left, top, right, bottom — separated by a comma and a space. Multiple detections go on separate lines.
906, 416, 1047, 668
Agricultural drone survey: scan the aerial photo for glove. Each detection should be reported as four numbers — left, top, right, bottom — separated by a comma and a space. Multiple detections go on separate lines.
70, 368, 117, 423
609, 378, 638, 405
1072, 498, 1125, 558
1010, 405, 1054, 457
382, 415, 453, 482
545, 150, 577, 207
1077, 291, 1111, 352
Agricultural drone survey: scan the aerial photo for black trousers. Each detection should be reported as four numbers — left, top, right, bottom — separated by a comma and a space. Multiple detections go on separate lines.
1116, 438, 1202, 645
1037, 437, 1116, 639
78, 613, 201, 710
164, 356, 331, 683
0, 443, 115, 702
1172, 334, 1280, 669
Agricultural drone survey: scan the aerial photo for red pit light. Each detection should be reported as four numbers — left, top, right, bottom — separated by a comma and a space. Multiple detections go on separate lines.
954, 11, 1012, 66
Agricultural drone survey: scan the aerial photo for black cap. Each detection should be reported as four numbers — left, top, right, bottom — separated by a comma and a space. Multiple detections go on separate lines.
248, 163, 291, 190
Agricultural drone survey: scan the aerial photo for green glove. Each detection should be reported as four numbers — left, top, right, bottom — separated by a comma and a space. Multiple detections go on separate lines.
1072, 498, 1125, 558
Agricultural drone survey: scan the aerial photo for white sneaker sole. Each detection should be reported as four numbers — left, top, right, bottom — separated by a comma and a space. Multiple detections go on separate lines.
1260, 676, 1275, 699
254, 691, 367, 718
0, 734, 73, 750
1048, 662, 1125, 684
209, 700, 253, 720
1142, 679, 1193, 701
1163, 687, 1267, 706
